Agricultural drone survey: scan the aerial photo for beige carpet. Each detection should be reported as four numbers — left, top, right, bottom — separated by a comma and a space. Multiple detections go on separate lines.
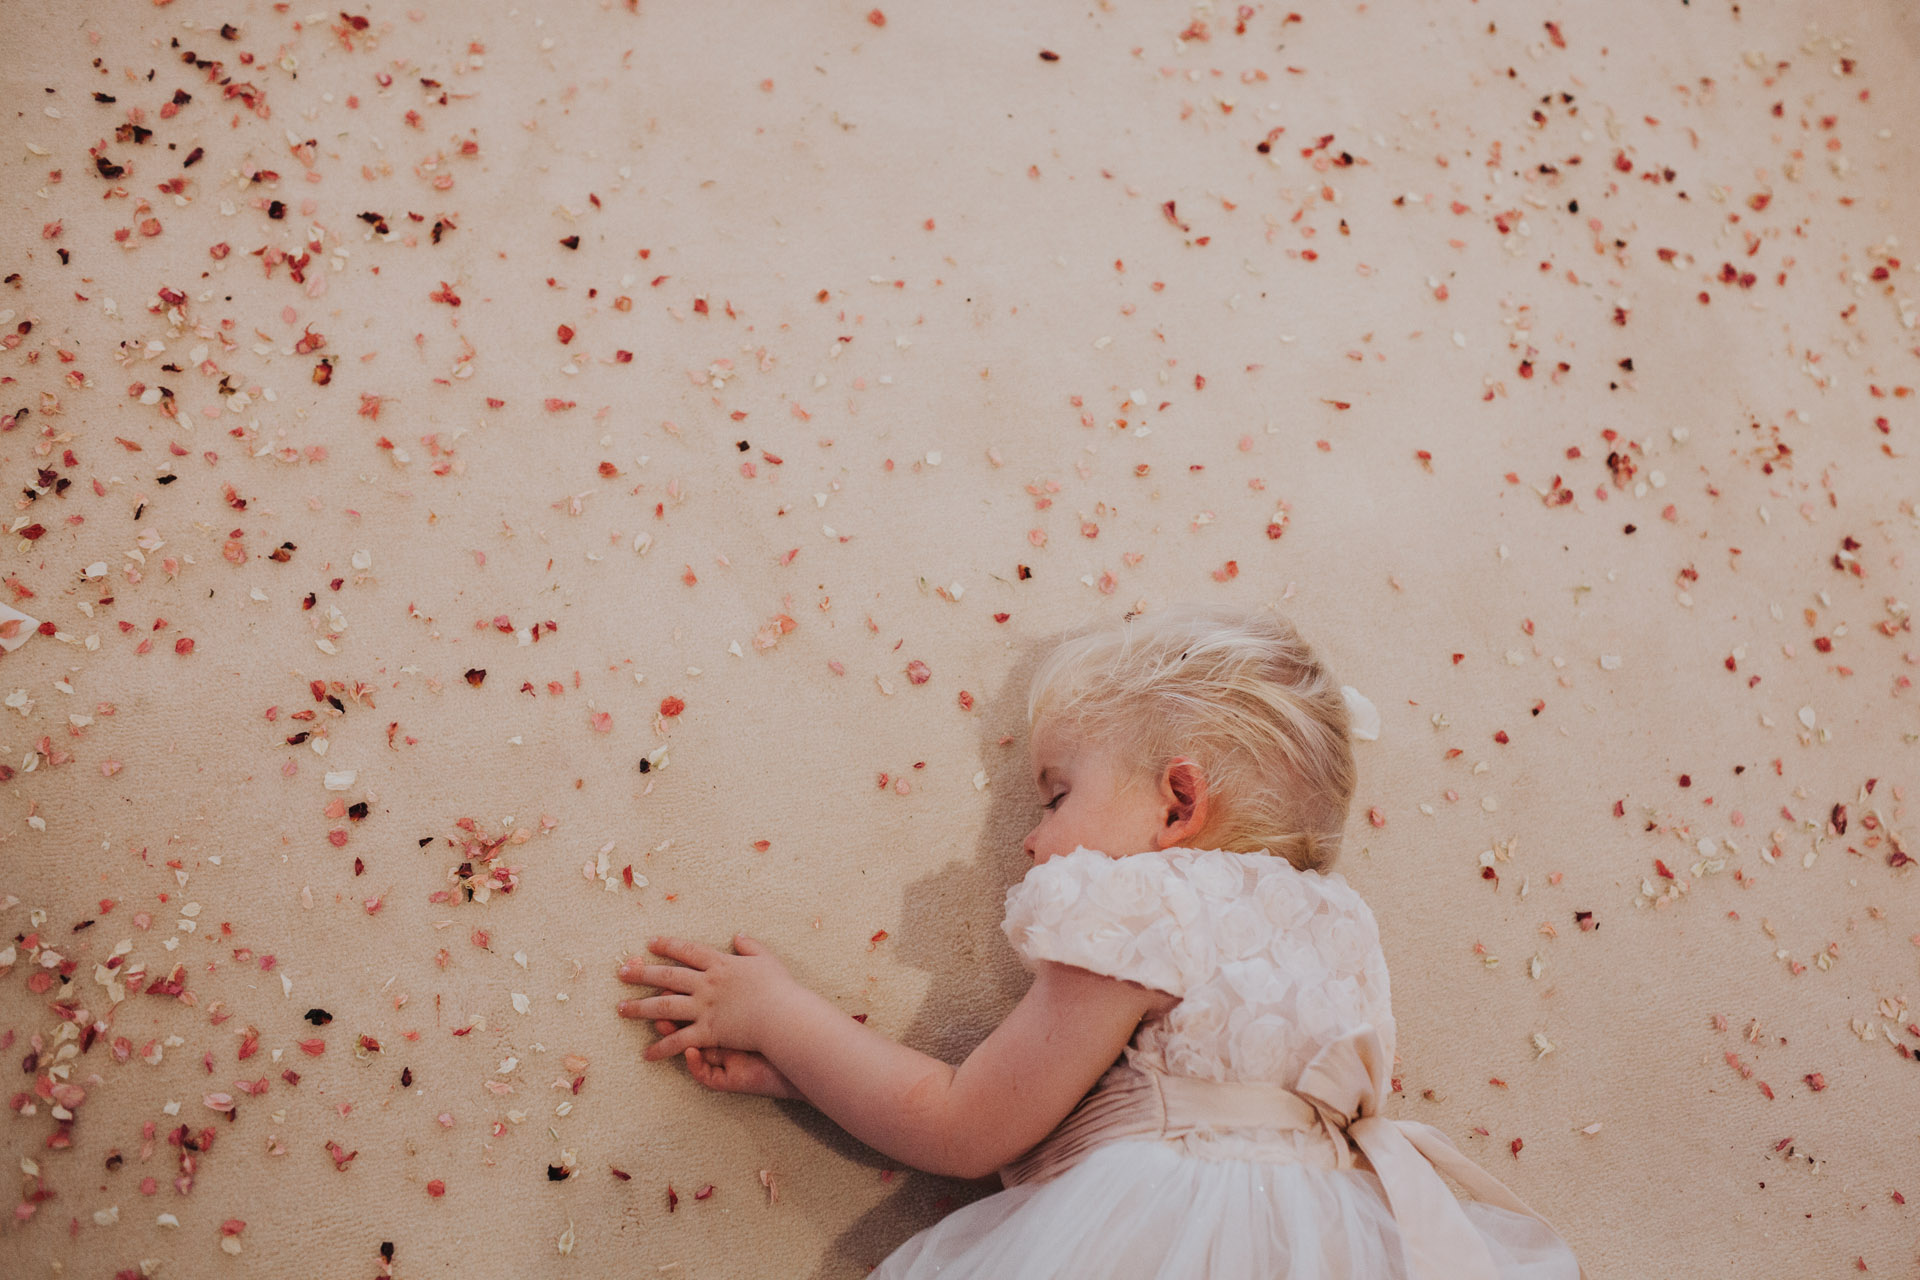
2, 0, 1916, 1275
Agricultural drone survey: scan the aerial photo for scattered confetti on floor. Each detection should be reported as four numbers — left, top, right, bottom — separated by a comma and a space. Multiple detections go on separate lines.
0, 1, 1915, 1275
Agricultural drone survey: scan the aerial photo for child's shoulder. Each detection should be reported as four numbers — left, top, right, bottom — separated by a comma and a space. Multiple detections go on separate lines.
1004, 846, 1389, 999
1002, 847, 1214, 994
1008, 845, 1169, 923
1014, 844, 1376, 929
1158, 845, 1374, 908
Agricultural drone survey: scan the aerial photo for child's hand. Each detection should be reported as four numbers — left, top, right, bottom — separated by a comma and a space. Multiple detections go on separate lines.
641, 1017, 803, 1099
686, 1040, 805, 1100
615, 934, 797, 1063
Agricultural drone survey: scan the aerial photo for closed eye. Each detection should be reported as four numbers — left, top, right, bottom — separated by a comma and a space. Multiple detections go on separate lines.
1042, 793, 1065, 811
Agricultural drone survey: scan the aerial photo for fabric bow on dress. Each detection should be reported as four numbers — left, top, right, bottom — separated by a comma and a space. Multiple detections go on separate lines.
1288, 1024, 1586, 1280
1000, 1022, 1585, 1280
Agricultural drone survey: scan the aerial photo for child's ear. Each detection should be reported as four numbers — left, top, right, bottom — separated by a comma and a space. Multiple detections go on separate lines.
1159, 758, 1210, 841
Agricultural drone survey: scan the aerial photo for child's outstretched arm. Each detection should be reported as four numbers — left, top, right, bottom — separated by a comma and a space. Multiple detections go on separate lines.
617, 934, 1171, 1180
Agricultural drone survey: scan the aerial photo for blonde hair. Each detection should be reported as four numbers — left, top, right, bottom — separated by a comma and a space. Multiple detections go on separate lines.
1025, 602, 1356, 872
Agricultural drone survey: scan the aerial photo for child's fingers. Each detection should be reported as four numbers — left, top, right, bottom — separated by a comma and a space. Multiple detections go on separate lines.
692, 1048, 749, 1093
684, 1047, 721, 1089
645, 1023, 702, 1062
617, 995, 697, 1022
647, 935, 722, 969
731, 933, 769, 957
617, 960, 696, 991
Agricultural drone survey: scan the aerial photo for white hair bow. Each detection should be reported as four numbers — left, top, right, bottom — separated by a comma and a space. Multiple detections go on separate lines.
1340, 686, 1380, 741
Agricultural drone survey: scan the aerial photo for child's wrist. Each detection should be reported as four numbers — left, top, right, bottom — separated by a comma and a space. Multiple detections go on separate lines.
756, 982, 847, 1076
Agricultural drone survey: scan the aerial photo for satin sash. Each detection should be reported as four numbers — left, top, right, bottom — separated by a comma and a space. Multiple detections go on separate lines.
999, 1025, 1587, 1280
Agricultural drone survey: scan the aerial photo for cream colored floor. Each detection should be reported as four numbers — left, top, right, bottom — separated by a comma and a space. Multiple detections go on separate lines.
2, 1, 1916, 1276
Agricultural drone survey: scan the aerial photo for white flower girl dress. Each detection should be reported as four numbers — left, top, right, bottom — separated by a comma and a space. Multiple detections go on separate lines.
871, 845, 1585, 1280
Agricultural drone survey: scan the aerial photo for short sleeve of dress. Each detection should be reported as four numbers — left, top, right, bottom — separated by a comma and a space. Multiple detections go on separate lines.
1001, 847, 1194, 997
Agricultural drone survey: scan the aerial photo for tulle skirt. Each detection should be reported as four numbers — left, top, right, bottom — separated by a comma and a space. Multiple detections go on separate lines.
870, 1140, 1580, 1279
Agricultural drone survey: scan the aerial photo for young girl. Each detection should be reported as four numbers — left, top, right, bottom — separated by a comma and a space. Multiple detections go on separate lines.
617, 603, 1585, 1278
